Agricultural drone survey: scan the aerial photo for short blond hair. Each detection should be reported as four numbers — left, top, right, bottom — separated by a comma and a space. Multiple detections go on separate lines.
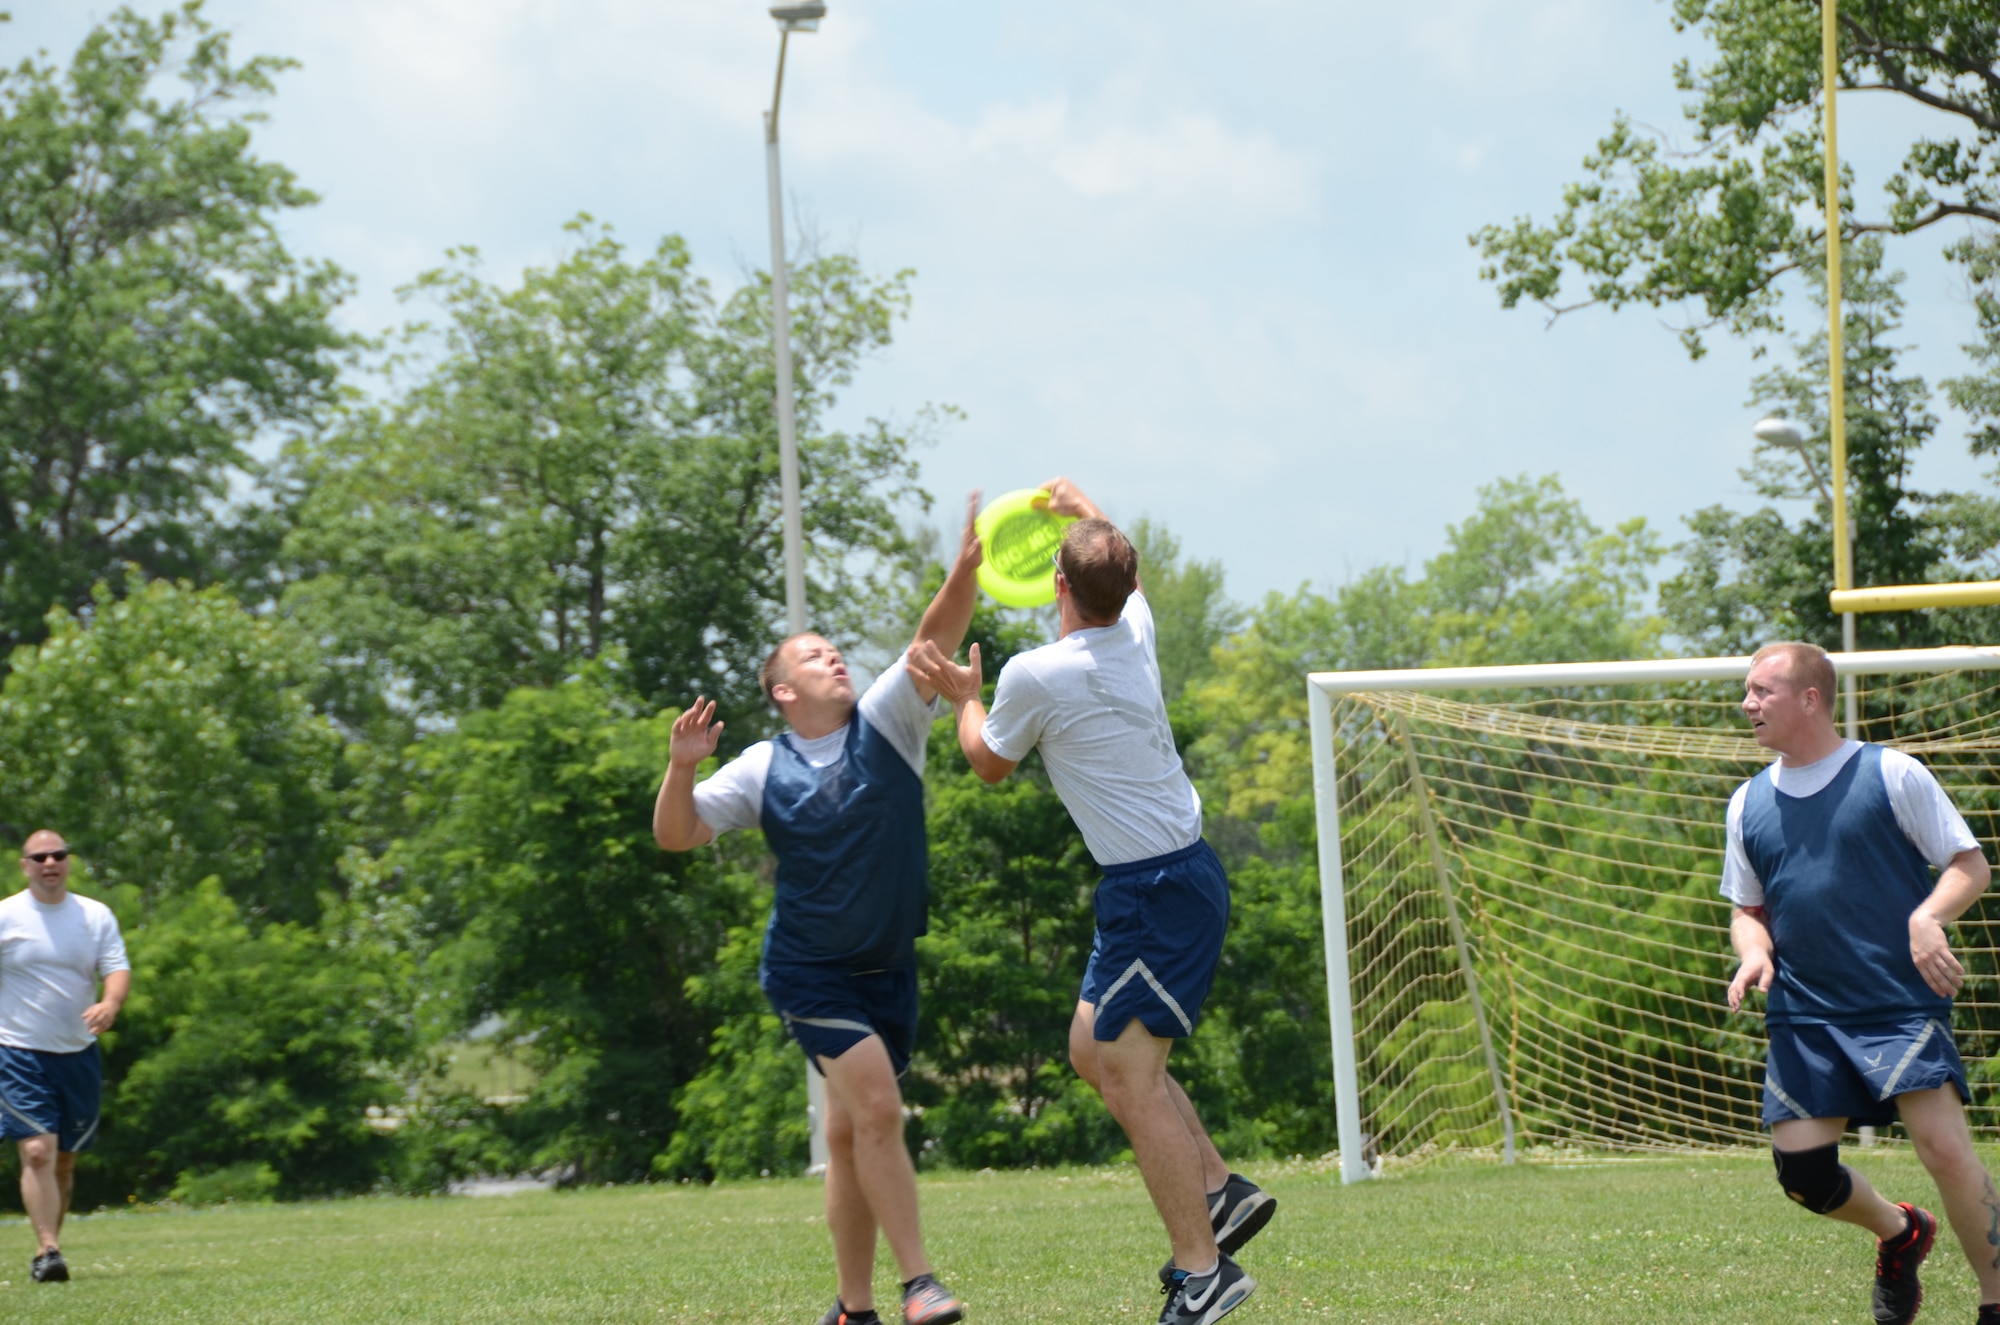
1750, 641, 1838, 710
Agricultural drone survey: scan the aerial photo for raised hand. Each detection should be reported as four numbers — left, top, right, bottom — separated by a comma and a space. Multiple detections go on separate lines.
670, 697, 724, 767
1036, 476, 1102, 521
907, 639, 983, 709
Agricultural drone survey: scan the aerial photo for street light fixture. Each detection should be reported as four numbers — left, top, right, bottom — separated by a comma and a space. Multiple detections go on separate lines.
1752, 416, 1859, 738
765, 3, 825, 638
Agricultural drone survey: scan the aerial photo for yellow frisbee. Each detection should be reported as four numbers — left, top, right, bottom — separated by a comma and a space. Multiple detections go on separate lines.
975, 488, 1077, 607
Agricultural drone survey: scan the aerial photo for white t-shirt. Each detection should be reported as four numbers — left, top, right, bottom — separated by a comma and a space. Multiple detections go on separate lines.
693, 656, 939, 836
1721, 741, 1981, 906
981, 592, 1203, 867
0, 889, 130, 1054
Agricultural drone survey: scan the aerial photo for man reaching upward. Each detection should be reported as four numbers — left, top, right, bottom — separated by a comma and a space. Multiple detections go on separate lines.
908, 479, 1271, 1325
655, 496, 982, 1325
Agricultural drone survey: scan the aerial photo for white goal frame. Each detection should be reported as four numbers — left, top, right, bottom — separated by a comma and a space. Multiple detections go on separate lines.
1307, 646, 2000, 1184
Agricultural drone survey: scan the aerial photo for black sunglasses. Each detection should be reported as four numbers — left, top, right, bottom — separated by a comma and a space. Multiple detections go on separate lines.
25, 850, 69, 863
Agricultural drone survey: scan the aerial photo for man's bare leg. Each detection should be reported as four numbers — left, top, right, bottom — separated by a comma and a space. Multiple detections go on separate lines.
818, 1037, 932, 1289
1093, 1016, 1218, 1271
54, 1152, 73, 1242
1898, 1085, 2000, 1302
1070, 1001, 1229, 1193
821, 1086, 880, 1312
17, 1135, 62, 1253
1773, 1117, 1919, 1240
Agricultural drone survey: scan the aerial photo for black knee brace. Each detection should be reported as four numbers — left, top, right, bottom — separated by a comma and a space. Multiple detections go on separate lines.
1774, 1142, 1853, 1214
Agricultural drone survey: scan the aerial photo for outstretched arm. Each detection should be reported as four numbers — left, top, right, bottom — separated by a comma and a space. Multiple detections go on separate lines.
1910, 847, 1990, 997
1726, 905, 1774, 1012
906, 640, 1018, 783
654, 698, 723, 851
908, 491, 984, 703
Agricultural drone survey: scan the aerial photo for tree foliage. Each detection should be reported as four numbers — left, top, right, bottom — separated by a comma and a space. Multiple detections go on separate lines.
0, 579, 343, 925
281, 220, 927, 725
1662, 238, 2000, 651
0, 2, 349, 653
393, 671, 762, 1182
1473, 1, 1999, 356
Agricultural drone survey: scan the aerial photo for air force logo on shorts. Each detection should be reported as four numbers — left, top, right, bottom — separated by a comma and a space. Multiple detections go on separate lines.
0, 1043, 104, 1152
1763, 1016, 1969, 1128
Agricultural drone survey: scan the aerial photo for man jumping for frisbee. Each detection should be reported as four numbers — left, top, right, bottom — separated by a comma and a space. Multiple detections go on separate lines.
655, 495, 982, 1325
908, 478, 1271, 1325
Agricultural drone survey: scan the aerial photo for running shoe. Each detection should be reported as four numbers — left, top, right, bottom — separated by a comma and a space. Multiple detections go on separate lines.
1158, 1255, 1255, 1325
818, 1303, 882, 1325
901, 1273, 964, 1325
30, 1249, 68, 1283
1210, 1173, 1277, 1255
1874, 1203, 1937, 1325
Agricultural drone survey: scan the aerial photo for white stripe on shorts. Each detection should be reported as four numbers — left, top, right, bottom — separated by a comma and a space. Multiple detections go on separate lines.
783, 1013, 874, 1036
1878, 1019, 1944, 1101
1097, 959, 1194, 1035
1764, 1064, 1810, 1121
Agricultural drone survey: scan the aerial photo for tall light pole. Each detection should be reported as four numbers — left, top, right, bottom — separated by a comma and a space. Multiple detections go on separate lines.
1753, 416, 1860, 739
767, 2, 823, 637
765, 1, 828, 1176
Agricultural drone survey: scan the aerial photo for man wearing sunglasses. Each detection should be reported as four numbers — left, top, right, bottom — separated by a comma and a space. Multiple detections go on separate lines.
908, 479, 1270, 1325
0, 830, 129, 1284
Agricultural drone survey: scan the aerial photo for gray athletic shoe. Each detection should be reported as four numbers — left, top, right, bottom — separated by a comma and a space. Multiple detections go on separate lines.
1157, 1255, 1255, 1325
1210, 1172, 1277, 1255
30, 1249, 68, 1283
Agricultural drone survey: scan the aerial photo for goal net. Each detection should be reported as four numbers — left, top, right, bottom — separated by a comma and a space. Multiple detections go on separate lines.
1306, 649, 2000, 1182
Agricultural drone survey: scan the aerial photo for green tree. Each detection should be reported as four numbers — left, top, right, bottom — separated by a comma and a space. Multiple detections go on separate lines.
0, 579, 343, 925
1128, 518, 1241, 705
1662, 239, 2000, 651
85, 878, 412, 1204
281, 220, 927, 725
396, 671, 762, 1182
1179, 477, 1664, 1153
0, 4, 349, 652
1472, 0, 1998, 356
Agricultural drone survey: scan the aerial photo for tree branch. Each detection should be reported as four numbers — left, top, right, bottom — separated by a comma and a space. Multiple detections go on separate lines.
1851, 201, 2000, 233
1837, 10, 2000, 133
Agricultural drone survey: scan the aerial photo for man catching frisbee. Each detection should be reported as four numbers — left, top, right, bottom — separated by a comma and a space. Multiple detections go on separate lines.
908, 478, 1271, 1325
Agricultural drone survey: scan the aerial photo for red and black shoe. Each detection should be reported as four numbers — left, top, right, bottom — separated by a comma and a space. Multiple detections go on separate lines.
1873, 1203, 1937, 1325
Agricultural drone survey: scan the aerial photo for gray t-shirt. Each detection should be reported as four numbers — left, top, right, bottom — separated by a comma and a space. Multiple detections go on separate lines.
980, 592, 1203, 867
0, 889, 130, 1054
1721, 740, 1980, 906
692, 656, 939, 836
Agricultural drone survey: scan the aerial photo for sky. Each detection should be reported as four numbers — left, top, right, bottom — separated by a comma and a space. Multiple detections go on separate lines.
7, 0, 1994, 606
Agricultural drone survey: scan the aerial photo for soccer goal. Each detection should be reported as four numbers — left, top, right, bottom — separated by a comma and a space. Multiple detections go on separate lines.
1307, 648, 2000, 1184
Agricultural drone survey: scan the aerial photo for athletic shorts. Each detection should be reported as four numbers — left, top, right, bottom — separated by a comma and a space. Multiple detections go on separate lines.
1081, 839, 1230, 1042
1762, 1016, 1969, 1128
760, 962, 918, 1077
0, 1044, 103, 1152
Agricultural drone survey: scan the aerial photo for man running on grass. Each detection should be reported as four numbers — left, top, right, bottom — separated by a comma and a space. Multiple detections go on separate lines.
1725, 641, 2000, 1325
0, 830, 130, 1285
908, 478, 1271, 1325
655, 496, 982, 1325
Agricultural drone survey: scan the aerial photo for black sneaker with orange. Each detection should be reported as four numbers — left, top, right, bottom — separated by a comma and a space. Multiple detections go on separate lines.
901, 1273, 963, 1325
1874, 1203, 1937, 1325
816, 1302, 879, 1325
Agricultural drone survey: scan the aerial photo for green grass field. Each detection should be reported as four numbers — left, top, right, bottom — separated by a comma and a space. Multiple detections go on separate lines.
0, 1150, 1988, 1323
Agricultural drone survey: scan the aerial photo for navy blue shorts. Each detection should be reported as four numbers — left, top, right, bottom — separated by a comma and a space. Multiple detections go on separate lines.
1081, 839, 1229, 1042
1763, 1016, 1969, 1128
761, 962, 918, 1077
0, 1044, 103, 1152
